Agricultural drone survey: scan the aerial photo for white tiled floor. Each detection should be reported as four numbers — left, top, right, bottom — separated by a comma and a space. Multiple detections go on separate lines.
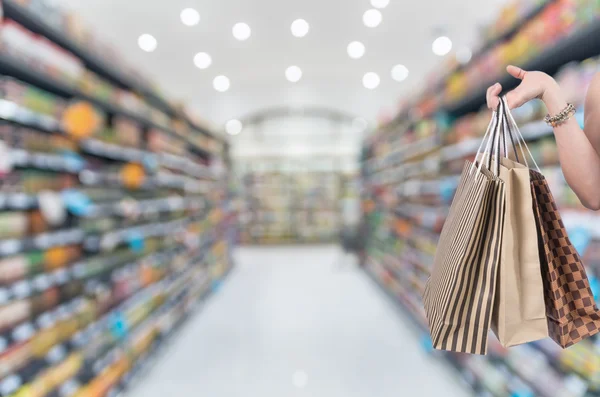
126, 245, 469, 397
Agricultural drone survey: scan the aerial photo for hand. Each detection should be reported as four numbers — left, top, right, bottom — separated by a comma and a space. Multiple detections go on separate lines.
486, 65, 559, 110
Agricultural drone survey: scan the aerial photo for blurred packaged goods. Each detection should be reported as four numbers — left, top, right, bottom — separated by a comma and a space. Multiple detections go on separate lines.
0, 1, 235, 396
238, 170, 355, 244
0, 1, 225, 156
6, 0, 157, 99
362, 0, 600, 394
390, 0, 600, 122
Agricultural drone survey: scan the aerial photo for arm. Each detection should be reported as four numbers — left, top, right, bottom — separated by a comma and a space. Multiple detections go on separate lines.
487, 66, 600, 210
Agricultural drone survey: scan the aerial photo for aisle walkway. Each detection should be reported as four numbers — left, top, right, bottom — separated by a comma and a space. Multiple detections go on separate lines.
127, 246, 468, 397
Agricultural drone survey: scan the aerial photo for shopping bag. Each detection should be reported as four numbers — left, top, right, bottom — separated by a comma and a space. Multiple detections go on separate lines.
530, 170, 600, 347
502, 96, 600, 348
423, 111, 506, 355
491, 101, 548, 347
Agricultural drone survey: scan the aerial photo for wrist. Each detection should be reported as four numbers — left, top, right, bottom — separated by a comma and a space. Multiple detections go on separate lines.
541, 81, 568, 114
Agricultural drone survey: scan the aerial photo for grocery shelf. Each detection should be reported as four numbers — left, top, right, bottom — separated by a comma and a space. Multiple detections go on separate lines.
239, 169, 351, 245
0, 192, 38, 210
362, 3, 600, 396
0, 190, 201, 216
0, 298, 81, 381
11, 149, 85, 173
80, 139, 151, 163
519, 119, 554, 140
77, 139, 215, 179
2, 0, 149, 95
0, 227, 85, 256
365, 264, 427, 329
0, 54, 214, 157
561, 209, 600, 238
396, 177, 455, 198
440, 139, 482, 162
87, 195, 205, 219
366, 251, 573, 397
1, 0, 221, 143
78, 169, 212, 193
0, 98, 61, 132
0, 3, 235, 395
0, 53, 149, 126
441, 119, 553, 161
84, 262, 218, 388
0, 259, 218, 397
371, 136, 440, 171
159, 152, 216, 179
71, 253, 205, 352
364, 156, 600, 396
446, 20, 600, 117
1, 270, 69, 305
81, 269, 187, 348
0, 52, 77, 97
432, 2, 551, 94
82, 217, 192, 252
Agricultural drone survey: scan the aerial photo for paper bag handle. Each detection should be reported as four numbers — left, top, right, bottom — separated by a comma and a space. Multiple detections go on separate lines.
500, 96, 542, 173
471, 103, 503, 176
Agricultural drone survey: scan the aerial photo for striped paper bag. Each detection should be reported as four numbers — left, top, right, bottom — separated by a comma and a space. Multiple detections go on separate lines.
423, 158, 505, 355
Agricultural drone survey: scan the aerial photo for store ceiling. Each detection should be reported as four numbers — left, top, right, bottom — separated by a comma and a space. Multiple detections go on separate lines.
59, 0, 504, 130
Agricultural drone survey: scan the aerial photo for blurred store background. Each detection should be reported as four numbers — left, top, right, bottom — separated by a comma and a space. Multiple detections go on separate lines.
0, 0, 599, 396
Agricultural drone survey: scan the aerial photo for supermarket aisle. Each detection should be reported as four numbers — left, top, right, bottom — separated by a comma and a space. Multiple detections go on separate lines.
126, 246, 468, 397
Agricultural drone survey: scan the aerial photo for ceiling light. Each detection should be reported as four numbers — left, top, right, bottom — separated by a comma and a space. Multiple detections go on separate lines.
292, 371, 308, 389
180, 8, 200, 26
232, 22, 251, 41
347, 41, 365, 59
363, 9, 382, 28
432, 36, 452, 56
225, 119, 243, 135
291, 19, 310, 37
456, 47, 472, 64
285, 66, 302, 83
371, 0, 390, 8
137, 34, 157, 52
391, 64, 409, 82
363, 72, 380, 89
213, 75, 230, 92
193, 52, 212, 69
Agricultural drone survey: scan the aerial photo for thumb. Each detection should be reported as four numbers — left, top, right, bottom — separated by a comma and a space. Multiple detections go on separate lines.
507, 65, 527, 80
486, 83, 502, 110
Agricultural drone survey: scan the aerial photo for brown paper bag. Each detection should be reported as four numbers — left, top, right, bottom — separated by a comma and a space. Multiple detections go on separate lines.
423, 161, 505, 355
490, 154, 548, 347
424, 110, 506, 355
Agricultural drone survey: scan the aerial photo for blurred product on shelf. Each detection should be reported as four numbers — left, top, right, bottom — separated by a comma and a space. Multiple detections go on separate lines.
0, 1, 236, 396
392, 0, 600, 119
443, 56, 597, 146
361, 0, 600, 394
0, 78, 66, 120
2, 0, 159, 103
148, 128, 188, 157
238, 169, 357, 244
95, 117, 142, 149
0, 1, 226, 158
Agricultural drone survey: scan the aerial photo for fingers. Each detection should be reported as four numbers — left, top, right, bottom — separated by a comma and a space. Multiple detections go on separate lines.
507, 65, 527, 80
486, 83, 502, 110
505, 89, 525, 109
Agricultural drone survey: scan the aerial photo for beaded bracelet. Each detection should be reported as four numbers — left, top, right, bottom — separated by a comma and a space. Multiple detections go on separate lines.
544, 103, 576, 127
